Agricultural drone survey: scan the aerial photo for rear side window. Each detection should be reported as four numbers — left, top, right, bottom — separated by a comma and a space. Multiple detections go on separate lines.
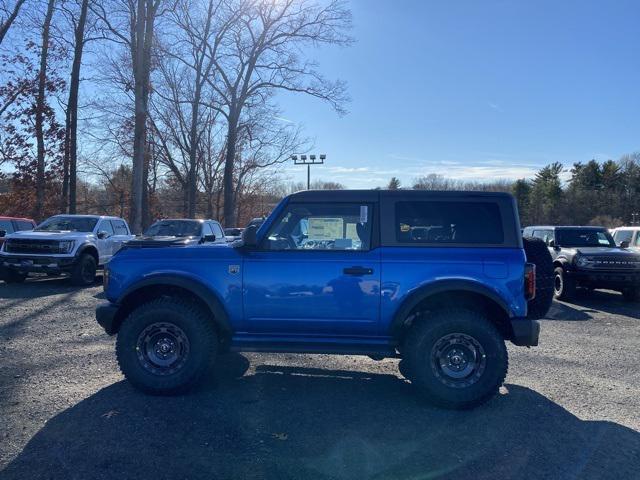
395, 201, 504, 245
111, 220, 129, 235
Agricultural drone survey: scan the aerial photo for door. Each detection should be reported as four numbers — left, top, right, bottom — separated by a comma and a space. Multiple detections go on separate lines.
110, 219, 132, 255
96, 220, 115, 264
242, 202, 380, 336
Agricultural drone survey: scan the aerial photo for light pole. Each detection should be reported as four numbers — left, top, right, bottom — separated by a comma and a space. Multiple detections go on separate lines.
291, 154, 325, 190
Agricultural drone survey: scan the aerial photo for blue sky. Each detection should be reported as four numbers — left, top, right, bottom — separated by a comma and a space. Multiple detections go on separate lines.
277, 0, 640, 188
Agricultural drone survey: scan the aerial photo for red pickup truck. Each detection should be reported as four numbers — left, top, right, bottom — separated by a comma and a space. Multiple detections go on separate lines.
0, 216, 37, 245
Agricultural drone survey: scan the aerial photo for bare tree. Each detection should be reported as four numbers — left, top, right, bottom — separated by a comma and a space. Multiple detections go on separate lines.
34, 0, 56, 220
59, 0, 92, 213
0, 0, 26, 44
205, 0, 351, 226
93, 0, 169, 232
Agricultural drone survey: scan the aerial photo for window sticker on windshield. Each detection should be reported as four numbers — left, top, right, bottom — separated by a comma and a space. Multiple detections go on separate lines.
308, 217, 343, 240
360, 206, 368, 223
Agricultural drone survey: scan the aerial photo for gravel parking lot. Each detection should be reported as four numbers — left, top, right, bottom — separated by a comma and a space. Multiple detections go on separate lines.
1, 277, 639, 480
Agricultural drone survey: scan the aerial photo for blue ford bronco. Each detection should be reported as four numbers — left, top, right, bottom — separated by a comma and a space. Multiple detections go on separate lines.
96, 190, 552, 409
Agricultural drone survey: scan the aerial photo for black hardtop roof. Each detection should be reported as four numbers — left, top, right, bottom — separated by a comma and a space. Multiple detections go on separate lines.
287, 189, 514, 203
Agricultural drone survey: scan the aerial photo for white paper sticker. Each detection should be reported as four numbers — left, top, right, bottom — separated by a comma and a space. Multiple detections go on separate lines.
360, 206, 368, 224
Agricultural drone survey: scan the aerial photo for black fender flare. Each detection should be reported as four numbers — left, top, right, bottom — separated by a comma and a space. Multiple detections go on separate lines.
75, 242, 99, 262
117, 274, 232, 337
389, 279, 514, 337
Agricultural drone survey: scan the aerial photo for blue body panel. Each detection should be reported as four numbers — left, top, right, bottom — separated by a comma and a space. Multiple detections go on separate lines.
379, 247, 528, 332
106, 244, 245, 327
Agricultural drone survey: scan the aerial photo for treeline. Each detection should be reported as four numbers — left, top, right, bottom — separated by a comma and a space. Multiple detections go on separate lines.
0, 0, 351, 229
405, 154, 640, 228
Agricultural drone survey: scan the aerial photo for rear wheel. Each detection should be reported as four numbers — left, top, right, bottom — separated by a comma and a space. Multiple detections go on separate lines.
523, 237, 554, 319
116, 297, 217, 394
403, 308, 508, 409
70, 253, 97, 286
553, 266, 575, 300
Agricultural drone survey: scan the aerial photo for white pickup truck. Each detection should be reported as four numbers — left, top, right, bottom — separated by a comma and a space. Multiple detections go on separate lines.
0, 214, 133, 285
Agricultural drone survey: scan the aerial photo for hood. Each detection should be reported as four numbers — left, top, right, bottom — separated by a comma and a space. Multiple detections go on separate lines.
5, 230, 93, 241
125, 236, 199, 248
575, 247, 640, 258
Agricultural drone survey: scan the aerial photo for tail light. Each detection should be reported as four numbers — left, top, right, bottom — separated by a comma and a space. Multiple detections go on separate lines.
524, 262, 536, 300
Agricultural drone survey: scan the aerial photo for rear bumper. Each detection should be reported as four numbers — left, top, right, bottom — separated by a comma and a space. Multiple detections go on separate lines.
510, 317, 540, 347
96, 302, 120, 335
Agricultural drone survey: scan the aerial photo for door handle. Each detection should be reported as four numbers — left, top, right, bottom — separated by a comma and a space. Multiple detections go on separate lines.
343, 266, 373, 276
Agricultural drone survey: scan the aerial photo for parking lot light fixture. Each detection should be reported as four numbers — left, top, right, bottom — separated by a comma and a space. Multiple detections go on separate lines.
291, 153, 326, 190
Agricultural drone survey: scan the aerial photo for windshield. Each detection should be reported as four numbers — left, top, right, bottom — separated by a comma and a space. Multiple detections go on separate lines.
36, 216, 98, 233
144, 220, 202, 237
556, 229, 615, 247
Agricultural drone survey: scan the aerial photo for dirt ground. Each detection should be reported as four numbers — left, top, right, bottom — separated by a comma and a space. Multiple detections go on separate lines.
1, 277, 639, 479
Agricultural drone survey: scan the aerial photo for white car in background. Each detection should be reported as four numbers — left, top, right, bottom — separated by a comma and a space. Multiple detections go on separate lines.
611, 227, 640, 250
0, 215, 133, 285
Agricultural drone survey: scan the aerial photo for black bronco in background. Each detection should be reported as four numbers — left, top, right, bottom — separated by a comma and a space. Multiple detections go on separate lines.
523, 226, 640, 301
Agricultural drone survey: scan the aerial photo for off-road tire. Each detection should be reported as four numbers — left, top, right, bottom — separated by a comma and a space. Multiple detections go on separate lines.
70, 253, 97, 286
553, 266, 575, 300
622, 287, 640, 302
398, 358, 413, 381
116, 297, 217, 395
2, 268, 27, 283
523, 237, 554, 319
403, 308, 508, 409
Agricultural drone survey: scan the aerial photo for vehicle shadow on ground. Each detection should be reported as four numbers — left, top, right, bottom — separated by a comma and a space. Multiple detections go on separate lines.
557, 289, 640, 320
0, 275, 103, 300
2, 354, 638, 480
544, 300, 593, 321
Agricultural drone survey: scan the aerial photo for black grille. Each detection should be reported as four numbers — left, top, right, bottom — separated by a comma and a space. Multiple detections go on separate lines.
4, 239, 63, 254
591, 257, 640, 269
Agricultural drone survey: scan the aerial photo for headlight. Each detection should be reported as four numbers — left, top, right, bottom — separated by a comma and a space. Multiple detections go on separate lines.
576, 256, 594, 267
58, 240, 75, 253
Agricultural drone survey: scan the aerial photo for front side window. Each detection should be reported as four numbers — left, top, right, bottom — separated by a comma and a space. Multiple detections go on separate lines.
0, 220, 14, 234
98, 220, 115, 236
211, 223, 224, 239
263, 203, 372, 251
36, 216, 98, 233
395, 201, 504, 245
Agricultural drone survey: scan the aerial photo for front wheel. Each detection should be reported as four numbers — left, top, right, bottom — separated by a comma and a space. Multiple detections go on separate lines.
403, 308, 508, 409
70, 253, 97, 286
553, 266, 575, 300
2, 269, 27, 283
116, 297, 218, 395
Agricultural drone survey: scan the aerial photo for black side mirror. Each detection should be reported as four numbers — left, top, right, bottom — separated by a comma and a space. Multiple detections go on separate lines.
0, 229, 6, 238
620, 240, 630, 249
548, 239, 555, 247
203, 234, 216, 243
241, 225, 258, 247
97, 231, 109, 239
